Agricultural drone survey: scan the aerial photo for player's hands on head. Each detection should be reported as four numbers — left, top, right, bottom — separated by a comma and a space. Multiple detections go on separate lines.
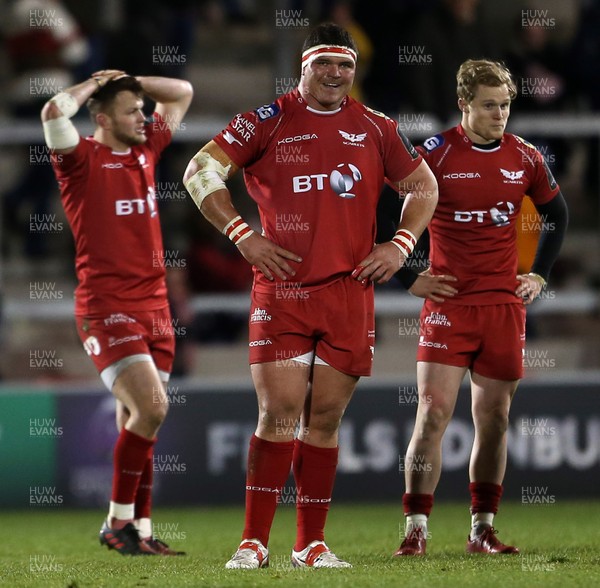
409, 269, 458, 302
352, 242, 408, 285
92, 70, 128, 89
515, 273, 544, 305
236, 233, 302, 282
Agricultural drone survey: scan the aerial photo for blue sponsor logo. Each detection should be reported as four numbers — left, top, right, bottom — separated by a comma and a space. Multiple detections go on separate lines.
423, 134, 444, 152
255, 103, 280, 121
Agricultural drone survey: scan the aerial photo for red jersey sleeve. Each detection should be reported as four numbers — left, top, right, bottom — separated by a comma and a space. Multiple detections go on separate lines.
51, 138, 90, 195
380, 115, 422, 184
528, 154, 560, 205
415, 144, 427, 159
213, 102, 280, 168
513, 135, 559, 205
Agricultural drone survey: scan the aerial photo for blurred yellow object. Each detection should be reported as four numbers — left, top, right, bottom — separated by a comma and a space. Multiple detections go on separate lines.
346, 22, 373, 102
330, 2, 374, 103
517, 196, 541, 274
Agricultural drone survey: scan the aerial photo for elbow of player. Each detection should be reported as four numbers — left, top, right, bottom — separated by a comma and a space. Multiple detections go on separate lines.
182, 80, 194, 99
413, 182, 438, 206
421, 178, 438, 206
182, 157, 200, 186
171, 79, 194, 103
429, 184, 439, 206
41, 101, 62, 122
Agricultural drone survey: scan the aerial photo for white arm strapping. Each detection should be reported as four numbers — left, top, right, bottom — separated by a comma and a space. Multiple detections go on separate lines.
49, 92, 79, 118
184, 151, 231, 210
43, 92, 80, 150
43, 116, 80, 150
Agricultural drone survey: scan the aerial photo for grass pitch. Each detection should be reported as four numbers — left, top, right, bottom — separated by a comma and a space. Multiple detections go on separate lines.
1, 501, 599, 587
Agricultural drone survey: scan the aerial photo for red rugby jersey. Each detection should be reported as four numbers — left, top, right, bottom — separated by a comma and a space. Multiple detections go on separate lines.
52, 113, 171, 315
214, 89, 422, 292
418, 124, 559, 305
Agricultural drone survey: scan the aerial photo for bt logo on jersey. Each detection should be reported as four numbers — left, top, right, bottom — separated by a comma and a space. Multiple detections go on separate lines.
293, 173, 328, 192
115, 188, 158, 217
454, 201, 516, 226
292, 163, 363, 198
116, 199, 148, 215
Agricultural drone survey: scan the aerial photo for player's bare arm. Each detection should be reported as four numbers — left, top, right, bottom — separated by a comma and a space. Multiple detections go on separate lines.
354, 160, 438, 284
40, 70, 126, 154
183, 141, 302, 281
134, 75, 193, 134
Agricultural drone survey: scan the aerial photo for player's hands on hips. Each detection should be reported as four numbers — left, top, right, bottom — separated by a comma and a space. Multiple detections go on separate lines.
515, 273, 544, 305
236, 233, 302, 281
352, 242, 406, 285
409, 269, 458, 302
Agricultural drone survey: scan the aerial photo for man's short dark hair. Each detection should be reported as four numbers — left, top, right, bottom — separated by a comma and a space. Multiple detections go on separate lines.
87, 76, 144, 121
302, 22, 358, 55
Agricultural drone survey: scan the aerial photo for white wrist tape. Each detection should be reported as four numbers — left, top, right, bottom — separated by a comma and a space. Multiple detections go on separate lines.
43, 116, 79, 150
390, 228, 417, 257
184, 151, 231, 210
49, 92, 79, 118
223, 215, 254, 245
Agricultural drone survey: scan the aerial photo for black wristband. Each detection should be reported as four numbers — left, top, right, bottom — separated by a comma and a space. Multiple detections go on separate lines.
397, 267, 419, 290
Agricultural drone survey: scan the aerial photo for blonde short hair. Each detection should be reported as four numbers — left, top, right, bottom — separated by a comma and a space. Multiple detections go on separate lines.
457, 59, 517, 103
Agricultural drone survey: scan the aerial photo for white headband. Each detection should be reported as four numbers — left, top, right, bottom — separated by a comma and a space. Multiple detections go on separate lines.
301, 44, 357, 68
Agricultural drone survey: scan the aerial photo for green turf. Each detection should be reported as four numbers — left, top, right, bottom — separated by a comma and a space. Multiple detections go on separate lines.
1, 501, 599, 587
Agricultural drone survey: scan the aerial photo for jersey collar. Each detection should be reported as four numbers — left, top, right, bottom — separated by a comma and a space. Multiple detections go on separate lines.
294, 88, 347, 115
86, 137, 133, 156
456, 124, 502, 152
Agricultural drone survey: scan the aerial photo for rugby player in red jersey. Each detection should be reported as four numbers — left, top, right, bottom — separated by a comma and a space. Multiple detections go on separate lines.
184, 23, 438, 569
41, 70, 192, 555
393, 59, 568, 556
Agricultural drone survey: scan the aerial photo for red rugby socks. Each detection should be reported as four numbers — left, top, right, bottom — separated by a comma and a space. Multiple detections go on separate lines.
110, 428, 154, 528
469, 481, 503, 514
242, 434, 294, 546
469, 481, 503, 536
293, 439, 339, 551
402, 492, 434, 517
